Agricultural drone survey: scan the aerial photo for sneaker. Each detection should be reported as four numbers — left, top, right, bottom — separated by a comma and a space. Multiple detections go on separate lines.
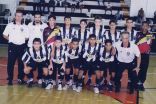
17, 79, 25, 85
69, 80, 73, 87
38, 79, 42, 85
52, 80, 56, 86
72, 84, 77, 91
57, 84, 62, 91
76, 86, 82, 93
45, 84, 53, 90
138, 84, 145, 91
94, 87, 99, 94
27, 79, 33, 88
63, 84, 69, 90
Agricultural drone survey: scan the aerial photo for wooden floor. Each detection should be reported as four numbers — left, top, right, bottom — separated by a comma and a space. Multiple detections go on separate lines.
0, 45, 156, 104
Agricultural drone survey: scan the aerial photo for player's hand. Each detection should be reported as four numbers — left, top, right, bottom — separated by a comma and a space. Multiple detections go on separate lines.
133, 67, 140, 74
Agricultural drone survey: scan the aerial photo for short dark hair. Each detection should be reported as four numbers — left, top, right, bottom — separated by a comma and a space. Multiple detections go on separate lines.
89, 34, 96, 39
64, 16, 71, 21
142, 21, 149, 26
33, 38, 41, 44
126, 17, 133, 22
15, 10, 23, 15
109, 20, 117, 25
72, 38, 79, 43
121, 31, 130, 37
94, 16, 102, 21
55, 36, 62, 41
34, 11, 41, 16
105, 39, 112, 45
48, 14, 56, 20
80, 19, 87, 24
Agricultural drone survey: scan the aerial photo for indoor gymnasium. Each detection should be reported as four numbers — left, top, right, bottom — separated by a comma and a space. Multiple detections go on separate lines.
0, 0, 156, 104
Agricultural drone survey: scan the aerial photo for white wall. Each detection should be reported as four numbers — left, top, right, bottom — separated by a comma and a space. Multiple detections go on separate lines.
130, 0, 156, 18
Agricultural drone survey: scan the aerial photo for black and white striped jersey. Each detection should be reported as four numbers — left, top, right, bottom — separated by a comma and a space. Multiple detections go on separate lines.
90, 26, 105, 43
99, 46, 114, 63
83, 42, 100, 62
65, 45, 82, 62
52, 45, 66, 64
22, 45, 51, 63
103, 30, 121, 44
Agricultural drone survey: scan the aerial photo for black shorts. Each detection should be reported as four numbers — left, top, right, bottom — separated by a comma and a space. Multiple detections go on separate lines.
99, 61, 115, 73
66, 58, 81, 69
27, 59, 49, 70
81, 60, 98, 73
52, 62, 63, 71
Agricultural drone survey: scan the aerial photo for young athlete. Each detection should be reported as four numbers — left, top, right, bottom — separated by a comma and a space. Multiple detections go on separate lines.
63, 38, 82, 91
48, 36, 66, 90
98, 39, 115, 92
77, 34, 100, 93
22, 38, 50, 87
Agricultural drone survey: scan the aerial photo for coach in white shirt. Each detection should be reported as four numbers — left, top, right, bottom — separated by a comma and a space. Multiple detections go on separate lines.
3, 10, 29, 85
114, 31, 141, 94
27, 12, 47, 48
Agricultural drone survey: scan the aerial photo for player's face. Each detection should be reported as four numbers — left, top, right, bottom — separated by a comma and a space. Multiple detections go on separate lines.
34, 15, 41, 23
72, 42, 79, 50
15, 13, 23, 22
126, 20, 133, 28
55, 40, 62, 48
89, 38, 96, 45
33, 42, 41, 51
64, 18, 71, 25
109, 22, 116, 30
95, 19, 102, 27
142, 23, 149, 31
122, 34, 129, 43
80, 21, 87, 29
49, 18, 56, 26
105, 43, 112, 51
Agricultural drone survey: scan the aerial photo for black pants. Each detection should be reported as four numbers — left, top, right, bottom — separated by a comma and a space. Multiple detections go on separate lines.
7, 43, 26, 81
115, 61, 137, 90
138, 54, 149, 83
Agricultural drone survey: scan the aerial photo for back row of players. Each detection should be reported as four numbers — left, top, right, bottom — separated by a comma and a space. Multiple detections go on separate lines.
3, 10, 152, 94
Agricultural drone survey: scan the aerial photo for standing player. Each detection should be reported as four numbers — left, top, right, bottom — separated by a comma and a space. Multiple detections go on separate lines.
22, 38, 50, 88
97, 39, 115, 92
3, 10, 29, 85
77, 34, 100, 93
104, 20, 120, 44
136, 21, 153, 91
63, 38, 82, 91
90, 16, 105, 44
114, 32, 141, 94
48, 36, 66, 90
27, 12, 48, 85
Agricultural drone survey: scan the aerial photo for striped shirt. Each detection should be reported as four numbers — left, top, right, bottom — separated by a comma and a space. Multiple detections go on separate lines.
22, 45, 51, 63
83, 42, 100, 62
65, 45, 82, 62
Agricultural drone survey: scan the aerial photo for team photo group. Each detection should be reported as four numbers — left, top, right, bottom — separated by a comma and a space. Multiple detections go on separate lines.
3, 9, 153, 95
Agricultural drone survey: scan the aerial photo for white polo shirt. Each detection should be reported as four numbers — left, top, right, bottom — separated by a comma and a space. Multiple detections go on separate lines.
3, 22, 29, 45
114, 42, 140, 63
27, 22, 48, 47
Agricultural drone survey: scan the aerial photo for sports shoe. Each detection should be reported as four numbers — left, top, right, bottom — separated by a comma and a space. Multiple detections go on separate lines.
45, 84, 53, 90
27, 79, 33, 88
63, 84, 69, 90
76, 86, 82, 93
72, 84, 77, 91
94, 87, 99, 94
38, 79, 42, 85
68, 80, 73, 87
17, 79, 25, 85
8, 80, 13, 86
57, 84, 62, 91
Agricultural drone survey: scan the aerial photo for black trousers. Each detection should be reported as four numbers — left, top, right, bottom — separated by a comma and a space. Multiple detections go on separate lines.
138, 53, 149, 83
7, 43, 26, 81
115, 61, 137, 90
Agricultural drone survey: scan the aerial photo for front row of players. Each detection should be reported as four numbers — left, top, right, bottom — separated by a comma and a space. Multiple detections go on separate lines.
22, 31, 140, 94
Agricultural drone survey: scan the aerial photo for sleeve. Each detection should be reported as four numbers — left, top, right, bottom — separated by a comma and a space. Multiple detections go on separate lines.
24, 25, 29, 39
133, 44, 141, 57
83, 43, 88, 58
3, 24, 10, 37
22, 50, 31, 64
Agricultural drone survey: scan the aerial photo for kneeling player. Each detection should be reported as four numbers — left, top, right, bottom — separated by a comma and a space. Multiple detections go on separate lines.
97, 39, 115, 92
77, 34, 100, 93
49, 36, 66, 90
22, 38, 50, 87
63, 38, 82, 91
